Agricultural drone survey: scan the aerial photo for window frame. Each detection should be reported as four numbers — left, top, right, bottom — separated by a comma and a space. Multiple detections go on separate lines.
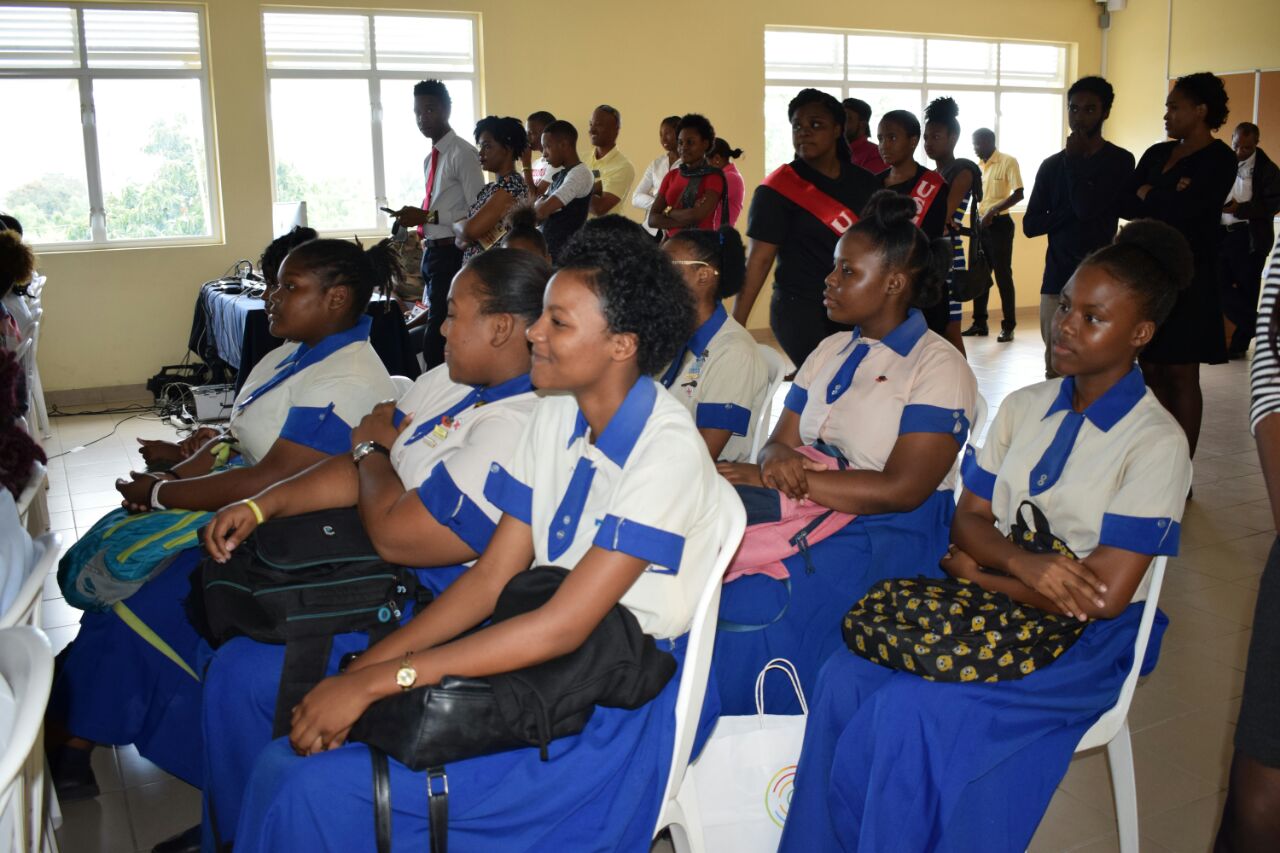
260, 6, 483, 238
763, 26, 1073, 210
0, 1, 221, 251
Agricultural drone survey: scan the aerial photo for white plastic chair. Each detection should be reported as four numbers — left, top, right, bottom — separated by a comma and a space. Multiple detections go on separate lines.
26, 309, 49, 438
0, 625, 56, 853
389, 375, 415, 400
970, 391, 988, 444
0, 532, 60, 630
15, 461, 47, 534
1067, 555, 1168, 853
750, 345, 787, 462
652, 476, 748, 853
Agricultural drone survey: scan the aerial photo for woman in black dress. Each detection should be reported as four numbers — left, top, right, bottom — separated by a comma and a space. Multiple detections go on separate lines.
1120, 72, 1237, 458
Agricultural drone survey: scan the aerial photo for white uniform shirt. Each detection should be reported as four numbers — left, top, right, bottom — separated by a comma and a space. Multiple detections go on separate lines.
633, 153, 677, 236
423, 129, 486, 241
229, 316, 395, 464
390, 366, 540, 554
1222, 151, 1256, 226
486, 377, 725, 640
961, 368, 1190, 595
785, 309, 977, 490
659, 305, 769, 463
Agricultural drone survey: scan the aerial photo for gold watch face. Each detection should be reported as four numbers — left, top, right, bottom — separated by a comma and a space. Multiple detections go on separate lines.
395, 665, 417, 689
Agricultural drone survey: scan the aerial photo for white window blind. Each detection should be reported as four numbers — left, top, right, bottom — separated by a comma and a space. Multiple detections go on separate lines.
0, 6, 79, 68
83, 8, 203, 69
263, 12, 370, 70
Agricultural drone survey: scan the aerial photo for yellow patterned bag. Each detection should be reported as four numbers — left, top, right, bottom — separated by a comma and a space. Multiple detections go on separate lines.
842, 501, 1087, 683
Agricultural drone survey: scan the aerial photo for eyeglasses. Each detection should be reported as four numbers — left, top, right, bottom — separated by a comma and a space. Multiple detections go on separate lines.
670, 260, 719, 274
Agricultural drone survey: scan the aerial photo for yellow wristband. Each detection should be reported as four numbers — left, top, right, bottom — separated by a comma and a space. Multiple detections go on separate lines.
242, 498, 265, 525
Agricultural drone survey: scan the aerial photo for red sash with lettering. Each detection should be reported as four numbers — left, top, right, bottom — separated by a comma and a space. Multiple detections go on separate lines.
908, 169, 946, 229
761, 164, 859, 236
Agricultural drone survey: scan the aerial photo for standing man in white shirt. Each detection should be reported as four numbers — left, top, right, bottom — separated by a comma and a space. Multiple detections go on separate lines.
587, 105, 636, 218
391, 80, 484, 369
1219, 122, 1280, 357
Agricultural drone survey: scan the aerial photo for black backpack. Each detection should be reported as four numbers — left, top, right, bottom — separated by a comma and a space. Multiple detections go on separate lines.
186, 507, 431, 736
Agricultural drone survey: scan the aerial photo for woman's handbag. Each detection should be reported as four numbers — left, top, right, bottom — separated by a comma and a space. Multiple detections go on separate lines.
843, 501, 1089, 682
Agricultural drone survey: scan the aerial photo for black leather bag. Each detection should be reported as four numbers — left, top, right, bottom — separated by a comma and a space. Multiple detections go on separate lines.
949, 194, 991, 303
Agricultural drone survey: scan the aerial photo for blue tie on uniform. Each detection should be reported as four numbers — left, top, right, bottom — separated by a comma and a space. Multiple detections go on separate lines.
660, 349, 690, 389
548, 457, 597, 561
1028, 410, 1086, 495
404, 387, 484, 445
827, 342, 870, 404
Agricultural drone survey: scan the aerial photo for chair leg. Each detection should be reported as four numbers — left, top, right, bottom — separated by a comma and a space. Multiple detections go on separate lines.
1106, 722, 1140, 853
32, 368, 50, 438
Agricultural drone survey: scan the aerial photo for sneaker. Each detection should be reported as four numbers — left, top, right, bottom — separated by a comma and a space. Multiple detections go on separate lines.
961, 324, 988, 337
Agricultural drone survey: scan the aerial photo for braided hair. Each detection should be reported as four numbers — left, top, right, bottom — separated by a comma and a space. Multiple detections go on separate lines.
850, 191, 951, 309
283, 238, 404, 321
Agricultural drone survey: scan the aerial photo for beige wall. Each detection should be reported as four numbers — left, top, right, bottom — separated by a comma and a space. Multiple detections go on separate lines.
34, 0, 1102, 392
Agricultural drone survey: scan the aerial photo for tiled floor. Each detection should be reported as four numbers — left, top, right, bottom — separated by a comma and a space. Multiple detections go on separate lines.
42, 318, 1261, 852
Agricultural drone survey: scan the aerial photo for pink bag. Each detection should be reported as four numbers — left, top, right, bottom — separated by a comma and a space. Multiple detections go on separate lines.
723, 446, 857, 585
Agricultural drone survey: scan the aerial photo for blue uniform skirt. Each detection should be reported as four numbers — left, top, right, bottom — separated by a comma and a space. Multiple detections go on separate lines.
231, 638, 719, 853
50, 548, 208, 785
714, 490, 954, 715
778, 602, 1167, 852
200, 564, 465, 850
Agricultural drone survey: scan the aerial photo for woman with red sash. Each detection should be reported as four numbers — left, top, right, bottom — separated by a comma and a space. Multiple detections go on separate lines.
733, 89, 878, 372
874, 109, 966, 353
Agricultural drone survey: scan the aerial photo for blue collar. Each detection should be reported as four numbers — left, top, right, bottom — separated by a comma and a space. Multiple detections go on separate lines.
567, 376, 657, 467
404, 373, 534, 446
238, 315, 372, 411
476, 372, 535, 404
1043, 366, 1145, 432
842, 309, 927, 358
275, 315, 372, 371
661, 305, 728, 388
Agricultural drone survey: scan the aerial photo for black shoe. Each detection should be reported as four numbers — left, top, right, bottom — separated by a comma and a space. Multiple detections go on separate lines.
153, 824, 202, 853
50, 744, 99, 802
997, 329, 1014, 343
961, 324, 988, 337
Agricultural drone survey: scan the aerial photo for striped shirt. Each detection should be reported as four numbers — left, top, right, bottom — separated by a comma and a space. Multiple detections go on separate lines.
1250, 236, 1280, 434
945, 190, 971, 322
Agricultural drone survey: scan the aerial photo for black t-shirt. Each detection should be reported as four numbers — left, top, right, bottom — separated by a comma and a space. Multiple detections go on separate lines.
541, 168, 592, 265
747, 159, 878, 299
878, 164, 952, 332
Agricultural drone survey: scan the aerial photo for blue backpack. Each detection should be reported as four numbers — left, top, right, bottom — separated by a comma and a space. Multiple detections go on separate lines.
58, 507, 211, 611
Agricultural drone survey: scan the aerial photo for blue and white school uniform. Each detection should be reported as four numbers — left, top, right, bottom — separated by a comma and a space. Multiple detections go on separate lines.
659, 304, 770, 462
50, 318, 395, 786
232, 377, 726, 853
779, 368, 1191, 852
714, 309, 976, 714
202, 366, 539, 847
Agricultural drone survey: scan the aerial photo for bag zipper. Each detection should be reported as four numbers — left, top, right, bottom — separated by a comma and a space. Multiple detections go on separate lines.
115, 513, 206, 563
287, 602, 399, 623
205, 574, 398, 597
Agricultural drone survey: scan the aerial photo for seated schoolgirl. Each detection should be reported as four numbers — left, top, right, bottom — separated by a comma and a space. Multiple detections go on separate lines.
224, 217, 727, 852
778, 220, 1194, 852
137, 226, 318, 471
48, 238, 399, 797
659, 226, 770, 462
171, 249, 547, 851
715, 191, 977, 715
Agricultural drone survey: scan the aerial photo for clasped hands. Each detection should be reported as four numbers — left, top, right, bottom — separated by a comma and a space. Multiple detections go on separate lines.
717, 445, 826, 502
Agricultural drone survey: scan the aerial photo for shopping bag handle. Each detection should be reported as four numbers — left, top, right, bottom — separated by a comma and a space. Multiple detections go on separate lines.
754, 657, 809, 718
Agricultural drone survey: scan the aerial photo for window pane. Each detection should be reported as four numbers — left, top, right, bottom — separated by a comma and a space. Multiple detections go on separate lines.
271, 78, 375, 231
83, 9, 201, 69
93, 79, 211, 240
847, 35, 923, 83
997, 92, 1064, 201
1000, 43, 1066, 89
263, 12, 370, 70
763, 85, 840, 172
765, 30, 843, 80
0, 5, 79, 69
925, 89, 996, 161
380, 79, 475, 214
374, 15, 473, 72
0, 79, 90, 243
926, 39, 997, 86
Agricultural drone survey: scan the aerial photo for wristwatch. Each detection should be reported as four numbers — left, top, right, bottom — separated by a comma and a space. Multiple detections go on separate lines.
395, 652, 418, 691
351, 441, 390, 464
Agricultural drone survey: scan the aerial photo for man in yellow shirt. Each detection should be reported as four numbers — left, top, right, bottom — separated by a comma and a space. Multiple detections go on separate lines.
587, 104, 636, 218
965, 128, 1024, 342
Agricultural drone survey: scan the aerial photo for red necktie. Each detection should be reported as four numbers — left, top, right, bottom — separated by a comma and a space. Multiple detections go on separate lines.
419, 146, 440, 237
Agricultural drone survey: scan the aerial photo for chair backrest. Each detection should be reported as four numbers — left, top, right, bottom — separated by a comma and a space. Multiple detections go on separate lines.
750, 344, 787, 462
389, 375, 415, 400
14, 461, 45, 521
654, 476, 747, 831
0, 626, 55, 853
0, 532, 60, 630
1074, 555, 1168, 752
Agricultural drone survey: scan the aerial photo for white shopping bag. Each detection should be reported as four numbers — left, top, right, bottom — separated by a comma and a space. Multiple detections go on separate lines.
693, 658, 809, 852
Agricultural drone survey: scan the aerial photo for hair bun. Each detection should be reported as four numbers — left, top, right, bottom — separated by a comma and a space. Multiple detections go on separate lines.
1114, 219, 1194, 292
861, 189, 918, 230
505, 202, 538, 231
924, 96, 959, 124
